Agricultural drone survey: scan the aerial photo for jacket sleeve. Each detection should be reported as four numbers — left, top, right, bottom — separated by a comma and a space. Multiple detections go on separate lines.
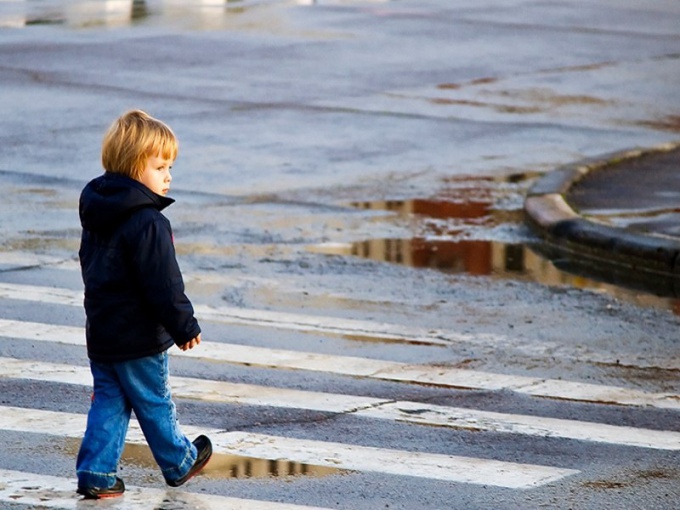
129, 214, 201, 345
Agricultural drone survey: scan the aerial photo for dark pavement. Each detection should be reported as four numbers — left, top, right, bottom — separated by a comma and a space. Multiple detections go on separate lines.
524, 142, 680, 292
568, 145, 680, 239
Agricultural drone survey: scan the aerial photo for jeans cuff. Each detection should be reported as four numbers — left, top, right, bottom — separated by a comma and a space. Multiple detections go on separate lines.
76, 470, 117, 488
162, 443, 197, 483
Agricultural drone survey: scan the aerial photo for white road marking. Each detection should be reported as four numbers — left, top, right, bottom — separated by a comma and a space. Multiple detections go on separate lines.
0, 406, 578, 489
0, 469, 333, 510
0, 317, 678, 409
1, 357, 679, 450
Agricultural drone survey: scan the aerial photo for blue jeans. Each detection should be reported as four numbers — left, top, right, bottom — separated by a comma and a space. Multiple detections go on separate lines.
76, 351, 197, 488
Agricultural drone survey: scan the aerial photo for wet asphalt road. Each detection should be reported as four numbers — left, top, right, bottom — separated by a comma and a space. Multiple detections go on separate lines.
1, 1, 680, 509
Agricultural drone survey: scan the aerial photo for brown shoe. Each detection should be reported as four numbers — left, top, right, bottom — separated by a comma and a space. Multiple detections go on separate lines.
167, 435, 212, 487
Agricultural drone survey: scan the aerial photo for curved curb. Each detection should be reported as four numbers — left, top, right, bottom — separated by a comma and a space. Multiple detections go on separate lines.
524, 142, 680, 277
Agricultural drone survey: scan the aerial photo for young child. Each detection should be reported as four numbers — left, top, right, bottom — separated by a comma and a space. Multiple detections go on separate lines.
76, 110, 212, 499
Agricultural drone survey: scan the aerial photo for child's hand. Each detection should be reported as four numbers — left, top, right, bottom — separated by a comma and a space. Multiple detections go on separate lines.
179, 334, 201, 351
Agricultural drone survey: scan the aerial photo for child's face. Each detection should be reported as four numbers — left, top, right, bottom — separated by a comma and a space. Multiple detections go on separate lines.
137, 154, 173, 196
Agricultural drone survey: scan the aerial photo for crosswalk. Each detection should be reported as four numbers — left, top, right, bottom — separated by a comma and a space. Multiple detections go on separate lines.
0, 251, 679, 508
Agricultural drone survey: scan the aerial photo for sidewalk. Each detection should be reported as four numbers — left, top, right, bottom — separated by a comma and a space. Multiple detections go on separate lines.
524, 142, 680, 285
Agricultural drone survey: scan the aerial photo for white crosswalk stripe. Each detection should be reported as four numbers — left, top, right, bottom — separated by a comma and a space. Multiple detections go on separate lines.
0, 316, 678, 409
1, 357, 678, 451
0, 469, 333, 510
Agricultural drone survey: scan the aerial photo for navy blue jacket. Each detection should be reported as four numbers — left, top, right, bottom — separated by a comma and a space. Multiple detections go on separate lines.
79, 173, 201, 362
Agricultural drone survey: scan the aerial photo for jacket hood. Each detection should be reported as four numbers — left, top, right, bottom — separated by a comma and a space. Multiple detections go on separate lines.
79, 173, 174, 232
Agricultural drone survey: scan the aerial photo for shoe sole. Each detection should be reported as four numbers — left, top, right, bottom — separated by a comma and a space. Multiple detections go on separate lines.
77, 490, 124, 500
168, 450, 213, 487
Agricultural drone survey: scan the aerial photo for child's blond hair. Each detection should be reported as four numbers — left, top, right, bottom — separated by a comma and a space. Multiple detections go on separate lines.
101, 110, 178, 180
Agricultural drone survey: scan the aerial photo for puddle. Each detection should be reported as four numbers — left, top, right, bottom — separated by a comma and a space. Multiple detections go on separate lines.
310, 174, 680, 312
62, 439, 343, 480
329, 237, 526, 277
121, 443, 343, 480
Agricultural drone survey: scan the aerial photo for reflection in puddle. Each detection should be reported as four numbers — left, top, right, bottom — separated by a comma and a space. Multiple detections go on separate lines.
351, 173, 530, 235
334, 173, 535, 279
63, 439, 343, 480
347, 237, 524, 277
121, 443, 343, 480
203, 453, 342, 479
330, 234, 680, 311
312, 174, 680, 312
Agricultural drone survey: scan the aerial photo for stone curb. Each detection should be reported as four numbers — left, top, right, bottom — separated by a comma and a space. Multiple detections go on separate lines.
524, 142, 680, 277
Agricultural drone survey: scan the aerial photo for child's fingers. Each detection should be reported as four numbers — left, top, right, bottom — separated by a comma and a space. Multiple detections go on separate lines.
179, 336, 201, 351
